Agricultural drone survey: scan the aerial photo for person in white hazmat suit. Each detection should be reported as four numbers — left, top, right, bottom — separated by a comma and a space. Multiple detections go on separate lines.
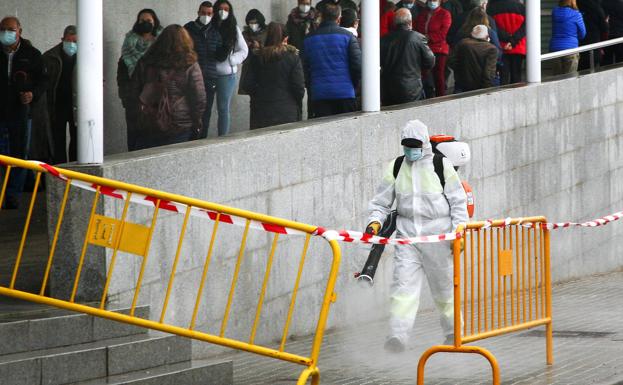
366, 119, 468, 353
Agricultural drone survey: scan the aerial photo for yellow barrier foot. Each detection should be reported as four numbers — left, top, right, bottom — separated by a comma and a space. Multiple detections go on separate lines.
417, 344, 500, 385
297, 366, 320, 385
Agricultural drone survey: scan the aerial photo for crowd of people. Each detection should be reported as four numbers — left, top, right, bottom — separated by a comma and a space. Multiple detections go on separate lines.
1, 0, 622, 208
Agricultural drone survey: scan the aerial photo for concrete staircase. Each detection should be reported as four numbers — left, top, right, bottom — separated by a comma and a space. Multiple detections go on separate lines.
0, 302, 232, 384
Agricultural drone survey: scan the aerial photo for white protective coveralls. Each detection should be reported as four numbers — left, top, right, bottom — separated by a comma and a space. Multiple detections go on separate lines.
367, 120, 468, 344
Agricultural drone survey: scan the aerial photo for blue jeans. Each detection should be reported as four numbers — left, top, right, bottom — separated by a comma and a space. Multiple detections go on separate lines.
0, 117, 31, 202
215, 74, 236, 136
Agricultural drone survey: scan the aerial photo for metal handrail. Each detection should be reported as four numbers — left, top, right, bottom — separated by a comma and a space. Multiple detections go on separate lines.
541, 36, 623, 61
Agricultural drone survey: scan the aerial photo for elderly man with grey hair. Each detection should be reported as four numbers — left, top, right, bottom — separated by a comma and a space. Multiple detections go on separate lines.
380, 8, 435, 106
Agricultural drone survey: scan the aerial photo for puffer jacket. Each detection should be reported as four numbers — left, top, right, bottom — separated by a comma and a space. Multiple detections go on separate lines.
415, 7, 452, 55
184, 20, 222, 80
550, 6, 586, 51
488, 0, 526, 55
241, 45, 305, 129
303, 21, 362, 101
132, 61, 207, 136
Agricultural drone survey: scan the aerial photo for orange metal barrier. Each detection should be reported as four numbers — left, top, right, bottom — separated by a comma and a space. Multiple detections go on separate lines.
0, 155, 341, 385
417, 217, 553, 385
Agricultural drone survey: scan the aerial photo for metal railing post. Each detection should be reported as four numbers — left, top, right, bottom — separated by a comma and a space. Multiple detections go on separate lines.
361, 0, 380, 112
76, 0, 104, 164
526, 0, 542, 83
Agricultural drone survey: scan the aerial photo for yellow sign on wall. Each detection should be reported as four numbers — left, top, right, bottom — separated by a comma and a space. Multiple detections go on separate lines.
88, 215, 150, 257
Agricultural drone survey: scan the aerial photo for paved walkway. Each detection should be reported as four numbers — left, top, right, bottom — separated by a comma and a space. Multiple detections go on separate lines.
224, 270, 623, 385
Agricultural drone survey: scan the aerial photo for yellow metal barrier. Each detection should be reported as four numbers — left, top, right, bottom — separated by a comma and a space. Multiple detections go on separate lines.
0, 155, 341, 385
417, 217, 552, 385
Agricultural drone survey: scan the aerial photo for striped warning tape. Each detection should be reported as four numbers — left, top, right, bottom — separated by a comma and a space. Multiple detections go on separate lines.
33, 161, 306, 236
6, 160, 623, 245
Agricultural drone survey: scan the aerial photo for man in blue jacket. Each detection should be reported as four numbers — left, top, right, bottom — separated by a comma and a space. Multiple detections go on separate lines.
303, 3, 362, 118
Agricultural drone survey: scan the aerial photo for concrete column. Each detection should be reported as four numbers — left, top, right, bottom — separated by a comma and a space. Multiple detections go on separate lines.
361, 0, 381, 112
526, 0, 541, 83
76, 0, 104, 164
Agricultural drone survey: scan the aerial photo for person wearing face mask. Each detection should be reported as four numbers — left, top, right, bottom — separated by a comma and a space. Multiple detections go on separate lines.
366, 119, 467, 353
238, 9, 268, 96
41, 25, 78, 164
396, 0, 421, 21
286, 0, 319, 51
207, 0, 248, 137
185, 1, 221, 138
415, 0, 452, 97
0, 16, 48, 209
118, 8, 162, 151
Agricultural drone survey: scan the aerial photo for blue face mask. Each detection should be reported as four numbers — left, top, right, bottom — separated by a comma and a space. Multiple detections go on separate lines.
63, 41, 77, 57
0, 30, 17, 46
404, 2, 414, 8
428, 1, 440, 9
404, 147, 423, 162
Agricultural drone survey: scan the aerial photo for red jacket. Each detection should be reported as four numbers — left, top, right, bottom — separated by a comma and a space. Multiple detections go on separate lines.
381, 10, 395, 37
487, 0, 526, 55
415, 7, 451, 55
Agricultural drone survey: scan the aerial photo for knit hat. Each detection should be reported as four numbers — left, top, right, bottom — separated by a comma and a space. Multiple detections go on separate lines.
471, 24, 489, 40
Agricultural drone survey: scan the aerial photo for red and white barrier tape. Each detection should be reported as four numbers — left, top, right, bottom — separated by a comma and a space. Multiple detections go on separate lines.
32, 161, 306, 236
313, 227, 463, 245
314, 211, 623, 245
5, 160, 623, 245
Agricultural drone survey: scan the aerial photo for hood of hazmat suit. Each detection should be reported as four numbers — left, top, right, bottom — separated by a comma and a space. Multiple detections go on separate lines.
367, 119, 468, 238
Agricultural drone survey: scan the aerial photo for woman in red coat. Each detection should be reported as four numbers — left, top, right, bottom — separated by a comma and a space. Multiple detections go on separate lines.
415, 0, 451, 97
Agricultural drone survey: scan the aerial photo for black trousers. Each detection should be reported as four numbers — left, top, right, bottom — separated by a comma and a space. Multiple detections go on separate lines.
51, 106, 76, 164
603, 43, 623, 66
311, 98, 357, 118
501, 54, 524, 85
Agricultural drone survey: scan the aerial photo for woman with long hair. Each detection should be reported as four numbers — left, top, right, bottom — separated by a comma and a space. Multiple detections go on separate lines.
549, 0, 586, 74
210, 0, 248, 136
455, 7, 502, 82
241, 22, 305, 129
118, 8, 163, 151
131, 25, 206, 149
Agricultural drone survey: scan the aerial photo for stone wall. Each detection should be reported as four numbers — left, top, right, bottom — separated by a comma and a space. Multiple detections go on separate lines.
48, 67, 623, 358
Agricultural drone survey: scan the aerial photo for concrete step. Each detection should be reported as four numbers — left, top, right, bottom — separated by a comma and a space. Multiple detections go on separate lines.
0, 333, 191, 385
0, 305, 149, 355
74, 360, 233, 385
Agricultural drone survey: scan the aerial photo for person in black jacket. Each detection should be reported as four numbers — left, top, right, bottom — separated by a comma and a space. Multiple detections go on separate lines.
242, 22, 305, 129
184, 1, 221, 138
380, 8, 435, 106
603, 0, 623, 65
577, 0, 608, 70
0, 16, 48, 209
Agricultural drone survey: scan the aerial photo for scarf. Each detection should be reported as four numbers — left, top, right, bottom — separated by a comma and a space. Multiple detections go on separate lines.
121, 27, 162, 77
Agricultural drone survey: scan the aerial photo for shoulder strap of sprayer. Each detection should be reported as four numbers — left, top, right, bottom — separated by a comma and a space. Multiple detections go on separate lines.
393, 154, 445, 189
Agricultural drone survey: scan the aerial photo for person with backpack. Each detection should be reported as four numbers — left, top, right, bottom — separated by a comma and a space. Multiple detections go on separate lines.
131, 25, 206, 150
365, 119, 468, 353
